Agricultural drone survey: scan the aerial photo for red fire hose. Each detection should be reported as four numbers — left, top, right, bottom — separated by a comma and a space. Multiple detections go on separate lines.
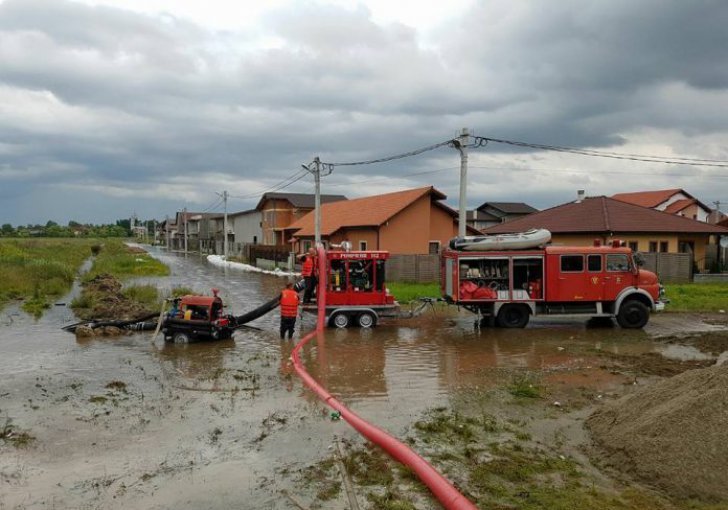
290, 246, 478, 510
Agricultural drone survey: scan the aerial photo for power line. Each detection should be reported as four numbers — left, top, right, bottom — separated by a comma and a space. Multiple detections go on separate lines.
228, 169, 310, 200
468, 165, 728, 179
326, 139, 454, 167
324, 166, 459, 188
477, 136, 728, 167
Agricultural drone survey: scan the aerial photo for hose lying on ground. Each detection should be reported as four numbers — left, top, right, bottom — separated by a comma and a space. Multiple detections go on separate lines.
289, 246, 478, 510
62, 313, 159, 333
232, 279, 306, 328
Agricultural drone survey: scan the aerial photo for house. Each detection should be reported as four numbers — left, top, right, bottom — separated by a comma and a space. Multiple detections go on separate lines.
483, 195, 728, 271
467, 202, 538, 231
612, 188, 713, 223
229, 209, 262, 252
255, 192, 347, 246
285, 186, 478, 255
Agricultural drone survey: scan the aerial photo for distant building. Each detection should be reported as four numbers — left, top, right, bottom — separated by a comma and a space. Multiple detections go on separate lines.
467, 202, 538, 231
612, 188, 713, 223
255, 192, 347, 246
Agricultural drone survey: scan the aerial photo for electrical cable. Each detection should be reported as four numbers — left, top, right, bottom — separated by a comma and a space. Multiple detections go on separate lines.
326, 139, 454, 167
324, 166, 460, 188
228, 169, 310, 200
477, 137, 728, 167
468, 165, 728, 179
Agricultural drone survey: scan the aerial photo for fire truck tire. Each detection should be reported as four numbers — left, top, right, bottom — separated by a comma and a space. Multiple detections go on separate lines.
173, 331, 190, 343
616, 300, 649, 329
357, 312, 376, 328
330, 312, 350, 328
496, 304, 530, 328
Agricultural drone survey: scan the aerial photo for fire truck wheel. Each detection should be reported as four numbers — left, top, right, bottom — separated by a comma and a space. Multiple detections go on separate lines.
496, 304, 530, 328
331, 312, 350, 328
173, 331, 190, 343
616, 300, 650, 329
357, 312, 376, 328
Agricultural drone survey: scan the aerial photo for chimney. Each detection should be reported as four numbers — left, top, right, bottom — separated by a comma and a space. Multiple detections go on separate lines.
576, 189, 585, 203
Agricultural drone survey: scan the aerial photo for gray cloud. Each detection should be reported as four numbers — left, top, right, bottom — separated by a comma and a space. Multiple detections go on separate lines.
0, 0, 727, 224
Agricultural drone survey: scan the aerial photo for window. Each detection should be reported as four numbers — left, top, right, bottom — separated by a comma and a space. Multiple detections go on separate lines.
359, 241, 367, 251
561, 255, 584, 272
649, 241, 658, 252
429, 241, 440, 254
659, 241, 668, 253
628, 241, 638, 252
606, 254, 630, 272
253, 235, 257, 245
303, 240, 312, 253
588, 254, 602, 272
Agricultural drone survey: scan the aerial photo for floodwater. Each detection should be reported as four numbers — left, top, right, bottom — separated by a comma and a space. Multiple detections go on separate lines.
1, 248, 725, 509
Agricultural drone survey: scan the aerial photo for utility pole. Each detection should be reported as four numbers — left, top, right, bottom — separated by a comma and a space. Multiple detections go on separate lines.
165, 215, 170, 250
452, 128, 470, 238
216, 190, 229, 258
302, 157, 325, 246
183, 207, 188, 253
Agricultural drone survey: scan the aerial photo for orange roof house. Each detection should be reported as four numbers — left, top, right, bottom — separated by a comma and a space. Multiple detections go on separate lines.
285, 186, 477, 254
612, 188, 713, 223
485, 195, 728, 271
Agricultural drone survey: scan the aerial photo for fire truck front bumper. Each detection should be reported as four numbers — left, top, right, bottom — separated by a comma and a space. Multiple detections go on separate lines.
654, 300, 668, 312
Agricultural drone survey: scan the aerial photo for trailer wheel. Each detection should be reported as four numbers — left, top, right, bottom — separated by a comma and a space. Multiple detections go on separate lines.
357, 312, 376, 328
616, 300, 649, 329
330, 312, 350, 329
172, 331, 190, 343
496, 304, 529, 328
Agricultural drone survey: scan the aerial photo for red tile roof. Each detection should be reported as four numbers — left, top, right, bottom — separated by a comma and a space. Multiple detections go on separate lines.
663, 198, 695, 214
484, 196, 728, 235
286, 186, 452, 237
611, 188, 682, 208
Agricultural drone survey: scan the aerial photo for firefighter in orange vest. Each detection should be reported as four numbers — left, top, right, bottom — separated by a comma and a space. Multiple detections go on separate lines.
280, 282, 300, 339
300, 247, 317, 304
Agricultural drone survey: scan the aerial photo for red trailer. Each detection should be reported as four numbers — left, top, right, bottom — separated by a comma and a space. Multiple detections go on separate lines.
441, 240, 666, 328
303, 250, 398, 328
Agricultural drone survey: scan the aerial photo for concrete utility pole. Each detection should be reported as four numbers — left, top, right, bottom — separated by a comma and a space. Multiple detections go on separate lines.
453, 127, 470, 238
183, 207, 188, 253
165, 215, 170, 250
302, 157, 323, 245
217, 190, 229, 258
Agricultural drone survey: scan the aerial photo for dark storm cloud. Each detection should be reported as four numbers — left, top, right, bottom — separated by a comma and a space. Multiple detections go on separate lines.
0, 0, 726, 224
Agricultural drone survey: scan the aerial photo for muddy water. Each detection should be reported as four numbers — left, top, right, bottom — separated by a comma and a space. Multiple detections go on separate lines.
1, 248, 725, 509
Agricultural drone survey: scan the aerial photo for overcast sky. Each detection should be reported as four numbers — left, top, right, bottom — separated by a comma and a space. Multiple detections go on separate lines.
1, 0, 728, 225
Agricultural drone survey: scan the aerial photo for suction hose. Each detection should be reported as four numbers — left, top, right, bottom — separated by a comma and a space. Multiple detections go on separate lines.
289, 245, 478, 510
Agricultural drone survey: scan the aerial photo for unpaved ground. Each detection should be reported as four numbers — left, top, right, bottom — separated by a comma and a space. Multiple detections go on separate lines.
3, 253, 728, 510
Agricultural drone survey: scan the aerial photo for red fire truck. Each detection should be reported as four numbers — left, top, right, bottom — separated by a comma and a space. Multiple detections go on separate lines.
441, 240, 666, 328
303, 249, 398, 328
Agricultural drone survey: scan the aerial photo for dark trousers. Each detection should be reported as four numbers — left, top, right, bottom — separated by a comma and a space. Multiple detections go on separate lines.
280, 317, 296, 339
303, 275, 317, 304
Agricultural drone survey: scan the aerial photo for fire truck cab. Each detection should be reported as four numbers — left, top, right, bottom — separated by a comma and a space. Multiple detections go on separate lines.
304, 250, 398, 328
442, 241, 666, 328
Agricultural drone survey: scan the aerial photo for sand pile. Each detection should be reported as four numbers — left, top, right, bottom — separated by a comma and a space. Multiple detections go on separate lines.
587, 364, 728, 501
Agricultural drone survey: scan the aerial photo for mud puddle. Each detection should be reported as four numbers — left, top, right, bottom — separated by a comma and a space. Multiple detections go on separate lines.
2, 247, 727, 508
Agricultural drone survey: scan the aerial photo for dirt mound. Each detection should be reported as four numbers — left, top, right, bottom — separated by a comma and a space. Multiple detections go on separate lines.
587, 364, 728, 502
76, 274, 155, 321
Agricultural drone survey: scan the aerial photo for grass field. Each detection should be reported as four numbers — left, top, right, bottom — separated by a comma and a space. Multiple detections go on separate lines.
0, 239, 98, 316
0, 238, 169, 317
663, 282, 728, 312
386, 282, 441, 303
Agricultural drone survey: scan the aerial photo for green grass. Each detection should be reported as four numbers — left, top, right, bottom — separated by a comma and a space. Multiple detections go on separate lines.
386, 282, 440, 303
664, 283, 728, 312
0, 238, 98, 316
84, 240, 169, 280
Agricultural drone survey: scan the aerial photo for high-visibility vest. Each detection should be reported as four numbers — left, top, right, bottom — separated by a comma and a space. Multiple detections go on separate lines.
301, 257, 315, 277
280, 289, 299, 317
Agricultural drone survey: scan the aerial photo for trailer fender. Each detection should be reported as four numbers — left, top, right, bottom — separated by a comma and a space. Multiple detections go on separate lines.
493, 301, 535, 317
615, 288, 655, 313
